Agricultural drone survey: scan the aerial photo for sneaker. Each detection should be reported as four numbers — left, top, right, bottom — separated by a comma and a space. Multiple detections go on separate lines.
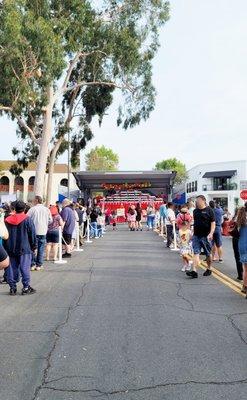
36, 266, 44, 271
30, 266, 36, 271
9, 288, 17, 296
219, 259, 223, 263
186, 271, 198, 279
203, 269, 212, 277
22, 286, 36, 295
62, 253, 72, 258
181, 266, 186, 272
0, 277, 8, 284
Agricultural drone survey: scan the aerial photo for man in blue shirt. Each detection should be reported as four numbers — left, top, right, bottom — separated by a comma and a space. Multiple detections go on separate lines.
159, 201, 167, 236
60, 199, 76, 258
209, 200, 224, 263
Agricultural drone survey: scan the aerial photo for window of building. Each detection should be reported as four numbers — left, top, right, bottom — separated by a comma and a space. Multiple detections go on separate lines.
192, 182, 195, 192
28, 176, 35, 186
28, 176, 35, 194
188, 183, 191, 193
60, 178, 68, 187
0, 176, 9, 193
14, 176, 24, 192
195, 181, 198, 192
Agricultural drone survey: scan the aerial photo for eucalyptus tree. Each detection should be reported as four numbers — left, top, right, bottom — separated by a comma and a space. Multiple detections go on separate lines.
0, 0, 170, 203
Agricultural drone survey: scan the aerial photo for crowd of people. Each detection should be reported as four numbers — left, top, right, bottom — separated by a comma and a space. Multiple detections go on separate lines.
121, 196, 247, 297
0, 196, 106, 296
155, 196, 247, 297
0, 193, 246, 299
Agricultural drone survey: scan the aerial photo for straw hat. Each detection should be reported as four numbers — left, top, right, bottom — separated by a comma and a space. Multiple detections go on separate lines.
62, 198, 72, 208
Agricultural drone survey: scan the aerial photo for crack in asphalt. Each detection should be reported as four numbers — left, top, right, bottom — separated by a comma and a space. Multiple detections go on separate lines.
226, 314, 247, 346
46, 375, 95, 384
41, 377, 247, 397
176, 283, 194, 311
175, 286, 247, 347
31, 262, 94, 400
14, 233, 247, 399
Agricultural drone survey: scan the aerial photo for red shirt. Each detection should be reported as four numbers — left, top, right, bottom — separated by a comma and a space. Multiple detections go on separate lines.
176, 212, 192, 229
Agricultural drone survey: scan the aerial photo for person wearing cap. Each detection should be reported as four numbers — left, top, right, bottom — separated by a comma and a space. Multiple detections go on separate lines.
27, 195, 52, 271
60, 198, 76, 258
46, 205, 64, 261
4, 201, 37, 295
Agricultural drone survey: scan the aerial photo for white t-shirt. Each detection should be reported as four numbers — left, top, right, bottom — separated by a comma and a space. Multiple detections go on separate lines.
166, 208, 175, 226
27, 204, 52, 235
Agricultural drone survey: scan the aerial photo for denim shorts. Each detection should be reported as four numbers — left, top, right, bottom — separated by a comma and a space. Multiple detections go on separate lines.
46, 230, 59, 244
192, 235, 212, 257
212, 226, 222, 248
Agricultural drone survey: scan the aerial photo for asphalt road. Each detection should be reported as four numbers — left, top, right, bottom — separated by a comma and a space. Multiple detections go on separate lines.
0, 226, 247, 400
212, 236, 241, 280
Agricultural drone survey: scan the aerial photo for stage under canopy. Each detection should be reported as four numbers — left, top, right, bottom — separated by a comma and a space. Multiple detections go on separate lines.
74, 170, 176, 199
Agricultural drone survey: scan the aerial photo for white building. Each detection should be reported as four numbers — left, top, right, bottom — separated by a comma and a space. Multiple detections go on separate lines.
186, 160, 247, 214
0, 161, 78, 204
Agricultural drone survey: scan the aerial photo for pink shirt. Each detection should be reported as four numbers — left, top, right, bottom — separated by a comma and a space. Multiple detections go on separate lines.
176, 212, 192, 229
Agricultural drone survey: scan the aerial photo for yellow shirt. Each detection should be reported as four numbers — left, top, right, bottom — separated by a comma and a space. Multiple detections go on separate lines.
179, 228, 191, 246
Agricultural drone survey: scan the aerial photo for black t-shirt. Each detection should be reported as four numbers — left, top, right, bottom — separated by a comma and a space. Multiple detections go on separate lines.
0, 244, 8, 262
193, 207, 215, 237
75, 208, 83, 226
90, 210, 98, 223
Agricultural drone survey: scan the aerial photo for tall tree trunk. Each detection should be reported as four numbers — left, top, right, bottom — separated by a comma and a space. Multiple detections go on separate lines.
45, 137, 63, 206
34, 85, 54, 199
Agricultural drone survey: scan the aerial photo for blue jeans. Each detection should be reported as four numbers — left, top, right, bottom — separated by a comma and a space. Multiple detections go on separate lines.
147, 215, 155, 230
212, 226, 222, 247
7, 254, 32, 289
90, 222, 98, 238
97, 224, 103, 237
192, 235, 212, 257
36, 235, 46, 267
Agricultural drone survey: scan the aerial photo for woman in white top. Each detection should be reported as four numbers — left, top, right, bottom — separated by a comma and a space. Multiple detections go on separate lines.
166, 202, 176, 248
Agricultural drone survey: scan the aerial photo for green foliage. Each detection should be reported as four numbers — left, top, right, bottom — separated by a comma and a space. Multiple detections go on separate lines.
155, 158, 187, 184
0, 0, 170, 175
85, 145, 119, 171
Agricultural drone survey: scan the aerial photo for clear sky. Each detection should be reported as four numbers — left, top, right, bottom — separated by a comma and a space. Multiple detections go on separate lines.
1, 0, 247, 170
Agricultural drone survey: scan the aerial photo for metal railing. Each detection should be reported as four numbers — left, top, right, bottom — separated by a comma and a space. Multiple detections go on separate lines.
202, 183, 238, 191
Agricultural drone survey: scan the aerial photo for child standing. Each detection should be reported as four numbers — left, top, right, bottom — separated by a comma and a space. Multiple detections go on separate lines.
128, 206, 137, 231
111, 211, 117, 231
179, 221, 193, 272
155, 209, 160, 231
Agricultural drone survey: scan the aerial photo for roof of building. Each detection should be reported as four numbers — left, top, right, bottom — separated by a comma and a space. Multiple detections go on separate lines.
188, 160, 247, 172
0, 161, 69, 174
202, 170, 237, 179
74, 170, 177, 189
